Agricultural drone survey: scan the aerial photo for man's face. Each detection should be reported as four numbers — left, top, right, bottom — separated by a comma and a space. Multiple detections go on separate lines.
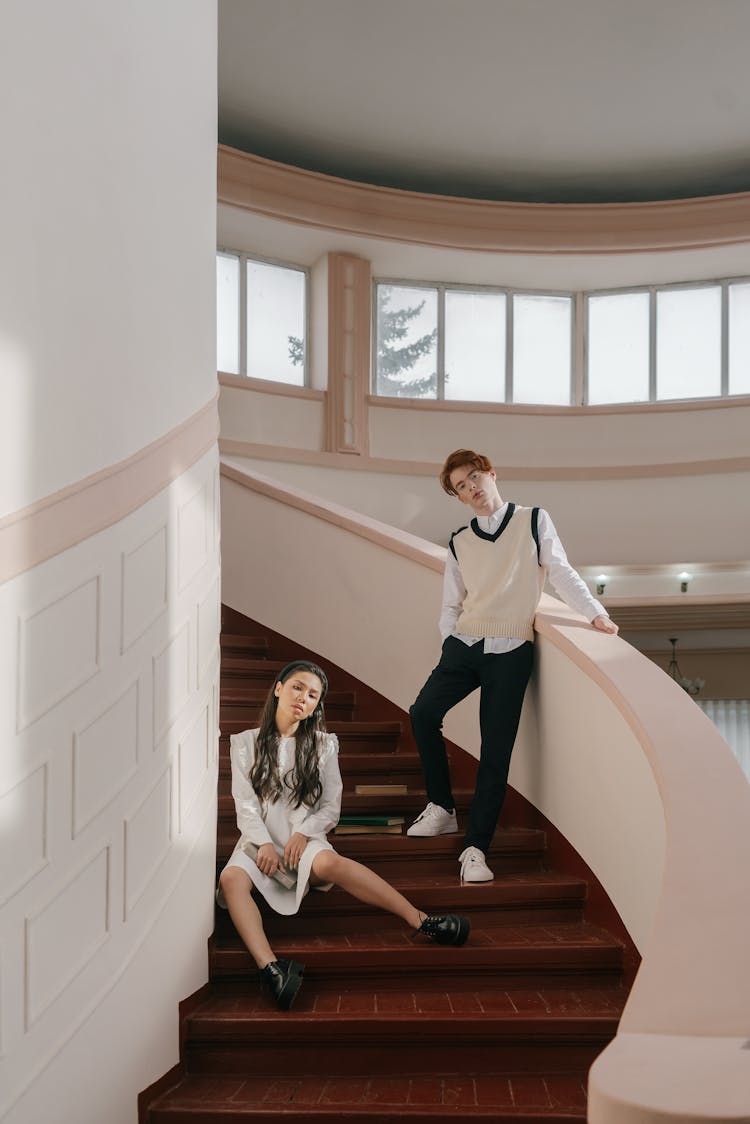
448, 464, 500, 514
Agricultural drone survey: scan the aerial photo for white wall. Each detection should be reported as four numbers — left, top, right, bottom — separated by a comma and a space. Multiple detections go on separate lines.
0, 0, 218, 518
0, 3, 219, 1120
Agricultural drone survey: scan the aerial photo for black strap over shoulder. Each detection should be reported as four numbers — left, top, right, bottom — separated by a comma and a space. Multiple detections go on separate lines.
448, 524, 469, 560
531, 507, 541, 565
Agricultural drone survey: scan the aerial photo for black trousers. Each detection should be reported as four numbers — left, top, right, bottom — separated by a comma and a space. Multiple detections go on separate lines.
409, 636, 534, 854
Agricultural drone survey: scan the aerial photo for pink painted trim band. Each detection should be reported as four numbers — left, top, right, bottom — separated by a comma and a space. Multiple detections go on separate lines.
218, 438, 750, 482
219, 371, 326, 401
368, 392, 750, 416
1, 395, 220, 584
218, 146, 750, 255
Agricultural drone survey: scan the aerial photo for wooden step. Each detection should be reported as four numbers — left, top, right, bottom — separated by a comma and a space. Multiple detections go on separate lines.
183, 978, 622, 1075
209, 921, 624, 990
212, 872, 588, 937
217, 789, 478, 826
216, 826, 548, 875
221, 657, 315, 682
218, 752, 426, 795
220, 688, 355, 720
219, 721, 403, 753
220, 634, 270, 658
148, 1070, 589, 1121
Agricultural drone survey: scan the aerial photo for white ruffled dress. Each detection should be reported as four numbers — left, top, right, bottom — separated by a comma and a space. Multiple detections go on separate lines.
222, 728, 342, 915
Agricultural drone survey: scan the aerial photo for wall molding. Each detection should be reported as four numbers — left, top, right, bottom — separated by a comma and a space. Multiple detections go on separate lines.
218, 145, 750, 255
368, 392, 750, 417
219, 372, 325, 401
219, 438, 750, 483
0, 394, 219, 585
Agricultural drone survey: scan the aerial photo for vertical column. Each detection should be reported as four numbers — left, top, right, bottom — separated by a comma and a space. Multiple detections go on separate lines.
326, 253, 371, 455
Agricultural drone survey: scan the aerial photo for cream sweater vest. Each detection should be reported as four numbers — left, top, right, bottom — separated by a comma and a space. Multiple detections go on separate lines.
451, 505, 545, 641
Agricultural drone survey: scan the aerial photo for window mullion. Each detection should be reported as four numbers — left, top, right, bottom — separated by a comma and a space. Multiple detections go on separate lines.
649, 287, 657, 401
239, 252, 248, 377
573, 292, 584, 406
721, 281, 729, 396
506, 292, 514, 403
436, 286, 445, 399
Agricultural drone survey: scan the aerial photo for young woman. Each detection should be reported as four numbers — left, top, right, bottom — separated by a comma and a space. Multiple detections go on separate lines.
218, 659, 470, 1010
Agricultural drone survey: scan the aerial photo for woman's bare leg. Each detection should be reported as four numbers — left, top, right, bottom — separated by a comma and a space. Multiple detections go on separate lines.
311, 851, 425, 929
219, 865, 276, 968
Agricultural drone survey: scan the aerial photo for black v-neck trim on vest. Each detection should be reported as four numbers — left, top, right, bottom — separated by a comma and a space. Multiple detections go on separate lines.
471, 502, 516, 543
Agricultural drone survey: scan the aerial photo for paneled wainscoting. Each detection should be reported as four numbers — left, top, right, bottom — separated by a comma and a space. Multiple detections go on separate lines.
142, 608, 637, 1123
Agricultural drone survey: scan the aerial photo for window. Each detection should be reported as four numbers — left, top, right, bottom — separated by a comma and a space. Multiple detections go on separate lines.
729, 282, 750, 396
512, 294, 572, 406
587, 291, 650, 405
373, 282, 571, 404
216, 252, 240, 376
656, 286, 721, 401
375, 284, 438, 398
445, 290, 506, 403
216, 251, 308, 385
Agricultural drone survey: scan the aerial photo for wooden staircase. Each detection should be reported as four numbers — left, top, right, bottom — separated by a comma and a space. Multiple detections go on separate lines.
142, 609, 635, 1122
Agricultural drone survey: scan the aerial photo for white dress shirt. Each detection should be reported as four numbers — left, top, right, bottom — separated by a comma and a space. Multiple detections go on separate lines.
439, 502, 606, 653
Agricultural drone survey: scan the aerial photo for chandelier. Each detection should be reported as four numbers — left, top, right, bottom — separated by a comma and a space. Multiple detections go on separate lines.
667, 637, 705, 697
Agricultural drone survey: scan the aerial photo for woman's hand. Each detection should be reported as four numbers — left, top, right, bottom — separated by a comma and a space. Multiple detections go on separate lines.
284, 832, 309, 869
256, 842, 282, 877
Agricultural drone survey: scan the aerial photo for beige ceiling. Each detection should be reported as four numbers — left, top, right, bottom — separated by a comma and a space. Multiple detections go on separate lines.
218, 0, 750, 204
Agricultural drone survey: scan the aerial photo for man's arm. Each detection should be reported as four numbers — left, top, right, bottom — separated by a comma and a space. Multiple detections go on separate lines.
438, 550, 467, 641
537, 510, 619, 634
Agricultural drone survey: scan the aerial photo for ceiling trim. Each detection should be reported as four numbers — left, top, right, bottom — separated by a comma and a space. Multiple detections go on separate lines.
218, 146, 750, 256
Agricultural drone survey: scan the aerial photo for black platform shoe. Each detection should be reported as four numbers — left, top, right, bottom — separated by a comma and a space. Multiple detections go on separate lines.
259, 958, 305, 1010
417, 913, 470, 946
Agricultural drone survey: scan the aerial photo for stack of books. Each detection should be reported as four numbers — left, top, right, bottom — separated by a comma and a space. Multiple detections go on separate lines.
334, 785, 408, 834
334, 815, 405, 835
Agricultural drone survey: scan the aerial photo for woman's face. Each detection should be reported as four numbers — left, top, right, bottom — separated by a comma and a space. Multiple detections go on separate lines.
274, 670, 324, 730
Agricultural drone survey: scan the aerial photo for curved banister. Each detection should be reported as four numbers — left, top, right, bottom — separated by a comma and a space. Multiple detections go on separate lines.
220, 458, 750, 1123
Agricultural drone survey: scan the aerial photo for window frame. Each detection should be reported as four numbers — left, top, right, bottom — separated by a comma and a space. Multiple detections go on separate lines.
217, 247, 311, 387
370, 273, 750, 407
372, 278, 576, 405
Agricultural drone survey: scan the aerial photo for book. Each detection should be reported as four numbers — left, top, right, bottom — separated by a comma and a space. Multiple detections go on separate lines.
334, 823, 403, 835
338, 815, 405, 826
354, 784, 408, 795
240, 840, 298, 889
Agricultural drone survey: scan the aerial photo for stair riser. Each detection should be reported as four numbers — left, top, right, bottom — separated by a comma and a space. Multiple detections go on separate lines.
220, 737, 402, 755
185, 1039, 611, 1078
209, 969, 623, 996
150, 1112, 585, 1124
221, 704, 355, 721
215, 904, 584, 939
215, 847, 545, 877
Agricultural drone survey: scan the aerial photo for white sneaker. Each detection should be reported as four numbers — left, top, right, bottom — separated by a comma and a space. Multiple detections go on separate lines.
406, 802, 458, 837
459, 846, 494, 882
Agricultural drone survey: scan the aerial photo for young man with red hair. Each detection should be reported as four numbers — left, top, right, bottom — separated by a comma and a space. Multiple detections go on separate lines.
407, 449, 618, 882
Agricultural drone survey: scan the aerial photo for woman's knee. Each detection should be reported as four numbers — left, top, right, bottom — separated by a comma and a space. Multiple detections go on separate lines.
219, 865, 252, 897
312, 850, 342, 881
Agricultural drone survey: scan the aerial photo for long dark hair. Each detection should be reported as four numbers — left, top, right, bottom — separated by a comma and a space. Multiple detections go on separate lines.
249, 660, 329, 809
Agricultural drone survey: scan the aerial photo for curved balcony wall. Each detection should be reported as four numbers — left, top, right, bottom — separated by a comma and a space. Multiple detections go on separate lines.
220, 461, 750, 1124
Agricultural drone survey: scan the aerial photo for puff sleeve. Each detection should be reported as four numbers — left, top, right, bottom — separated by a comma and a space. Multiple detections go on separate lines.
297, 733, 343, 838
229, 731, 274, 847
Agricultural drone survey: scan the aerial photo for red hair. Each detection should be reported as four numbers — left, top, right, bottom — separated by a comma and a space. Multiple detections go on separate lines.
439, 449, 494, 497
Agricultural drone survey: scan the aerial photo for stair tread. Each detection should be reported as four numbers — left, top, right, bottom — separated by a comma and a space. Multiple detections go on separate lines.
151, 1071, 588, 1117
213, 919, 622, 954
220, 720, 402, 734
193, 980, 625, 1020
216, 827, 547, 856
